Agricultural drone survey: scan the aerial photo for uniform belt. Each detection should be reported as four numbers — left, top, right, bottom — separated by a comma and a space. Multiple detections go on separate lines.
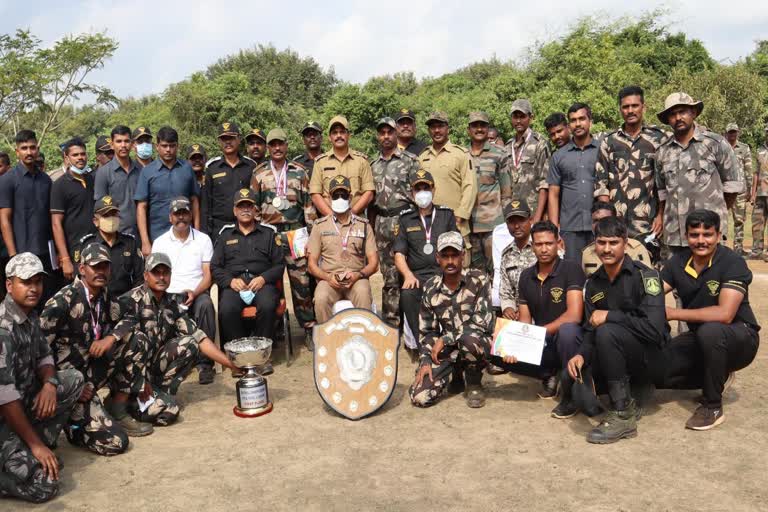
376, 204, 410, 217
274, 222, 304, 232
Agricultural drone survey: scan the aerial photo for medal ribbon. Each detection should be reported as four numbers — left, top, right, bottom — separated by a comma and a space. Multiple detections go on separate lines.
420, 209, 435, 244
270, 161, 288, 197
511, 130, 532, 168
332, 217, 352, 253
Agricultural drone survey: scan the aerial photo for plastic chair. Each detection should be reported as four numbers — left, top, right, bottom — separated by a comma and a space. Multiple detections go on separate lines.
241, 280, 293, 365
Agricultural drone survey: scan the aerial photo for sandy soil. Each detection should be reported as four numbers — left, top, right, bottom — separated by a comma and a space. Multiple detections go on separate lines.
13, 260, 768, 512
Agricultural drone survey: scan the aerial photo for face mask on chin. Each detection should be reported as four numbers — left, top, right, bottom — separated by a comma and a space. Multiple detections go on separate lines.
70, 164, 91, 175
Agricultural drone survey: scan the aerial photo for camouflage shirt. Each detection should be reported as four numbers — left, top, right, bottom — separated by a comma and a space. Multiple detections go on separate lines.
371, 149, 419, 212
292, 153, 317, 180
655, 126, 743, 247
757, 145, 768, 197
594, 125, 668, 237
470, 142, 513, 232
505, 129, 549, 214
418, 268, 493, 365
0, 295, 54, 414
251, 160, 316, 228
498, 240, 537, 312
732, 141, 754, 193
39, 279, 124, 376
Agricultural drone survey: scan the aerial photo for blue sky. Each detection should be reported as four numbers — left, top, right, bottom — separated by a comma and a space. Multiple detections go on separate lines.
2, 0, 766, 99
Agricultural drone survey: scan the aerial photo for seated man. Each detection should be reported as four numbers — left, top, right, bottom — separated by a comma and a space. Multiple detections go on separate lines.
115, 253, 239, 425
152, 197, 216, 385
582, 201, 652, 276
498, 221, 586, 405
307, 176, 379, 323
661, 209, 760, 431
393, 170, 456, 352
566, 217, 668, 444
40, 243, 153, 456
0, 253, 84, 503
409, 232, 493, 408
210, 189, 285, 346
499, 199, 537, 320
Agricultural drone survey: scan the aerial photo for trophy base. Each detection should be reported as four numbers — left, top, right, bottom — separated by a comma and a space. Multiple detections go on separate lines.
233, 402, 273, 418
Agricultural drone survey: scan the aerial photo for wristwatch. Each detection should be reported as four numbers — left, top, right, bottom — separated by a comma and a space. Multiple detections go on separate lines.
46, 375, 60, 388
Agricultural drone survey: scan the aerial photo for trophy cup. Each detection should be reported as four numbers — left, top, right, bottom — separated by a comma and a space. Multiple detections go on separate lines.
224, 337, 274, 418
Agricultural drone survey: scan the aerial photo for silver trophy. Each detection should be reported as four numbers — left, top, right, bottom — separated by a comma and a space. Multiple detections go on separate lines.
224, 337, 274, 417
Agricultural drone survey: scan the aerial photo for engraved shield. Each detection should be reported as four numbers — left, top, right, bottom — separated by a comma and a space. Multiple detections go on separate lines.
313, 309, 399, 420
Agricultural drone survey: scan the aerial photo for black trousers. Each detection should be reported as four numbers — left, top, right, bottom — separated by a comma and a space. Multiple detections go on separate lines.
663, 322, 759, 407
493, 322, 583, 378
186, 291, 217, 368
593, 324, 664, 384
399, 270, 438, 342
218, 285, 279, 345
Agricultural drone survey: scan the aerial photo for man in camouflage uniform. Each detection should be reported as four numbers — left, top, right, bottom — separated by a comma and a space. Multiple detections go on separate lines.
655, 92, 742, 253
724, 123, 754, 256
498, 200, 537, 320
252, 128, 317, 340
0, 253, 83, 503
467, 111, 512, 273
751, 123, 768, 259
292, 121, 323, 180
595, 86, 667, 238
370, 117, 419, 327
409, 232, 493, 409
40, 244, 153, 455
115, 253, 238, 425
505, 99, 550, 222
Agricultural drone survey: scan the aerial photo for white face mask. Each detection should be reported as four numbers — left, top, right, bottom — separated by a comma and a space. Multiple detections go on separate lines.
414, 190, 433, 209
331, 198, 350, 214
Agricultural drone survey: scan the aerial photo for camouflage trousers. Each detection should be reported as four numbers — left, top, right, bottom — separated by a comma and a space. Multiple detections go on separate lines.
0, 369, 83, 503
409, 333, 490, 407
728, 192, 748, 252
751, 197, 768, 255
469, 231, 493, 275
281, 240, 315, 328
375, 215, 400, 328
65, 333, 148, 456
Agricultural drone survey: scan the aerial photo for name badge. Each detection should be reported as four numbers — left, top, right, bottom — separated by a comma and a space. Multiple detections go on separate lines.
212, 172, 227, 179
226, 239, 239, 245
407, 226, 422, 232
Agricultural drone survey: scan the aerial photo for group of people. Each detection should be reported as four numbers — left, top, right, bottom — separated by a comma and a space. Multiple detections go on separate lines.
0, 84, 765, 503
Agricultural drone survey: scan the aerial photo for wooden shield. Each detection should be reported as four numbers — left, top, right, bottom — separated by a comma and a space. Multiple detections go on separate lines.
313, 308, 399, 420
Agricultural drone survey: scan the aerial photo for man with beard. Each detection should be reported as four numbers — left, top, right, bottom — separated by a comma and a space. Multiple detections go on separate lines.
186, 144, 207, 190
292, 121, 323, 180
94, 125, 142, 237
505, 99, 549, 222
543, 112, 571, 151
395, 109, 428, 157
244, 128, 268, 166
582, 202, 652, 277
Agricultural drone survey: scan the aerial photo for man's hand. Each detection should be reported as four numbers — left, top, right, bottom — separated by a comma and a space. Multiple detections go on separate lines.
430, 338, 445, 365
665, 306, 679, 321
502, 307, 518, 320
402, 273, 419, 290
326, 273, 344, 290
139, 381, 153, 402
415, 363, 433, 388
183, 290, 195, 307
79, 382, 95, 403
589, 310, 609, 328
502, 355, 518, 364
248, 276, 266, 292
345, 271, 362, 287
33, 383, 57, 419
455, 216, 466, 227
30, 443, 59, 481
567, 355, 585, 380
61, 259, 74, 280
230, 278, 247, 292
89, 336, 115, 358
141, 241, 152, 258
651, 214, 663, 236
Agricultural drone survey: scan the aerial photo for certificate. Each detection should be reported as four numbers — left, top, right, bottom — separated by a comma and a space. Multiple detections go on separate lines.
286, 227, 309, 259
491, 318, 546, 366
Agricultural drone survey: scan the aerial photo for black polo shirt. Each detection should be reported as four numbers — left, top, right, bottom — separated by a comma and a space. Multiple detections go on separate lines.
50, 171, 96, 261
393, 205, 456, 279
661, 245, 759, 331
201, 156, 255, 239
0, 163, 52, 256
518, 257, 585, 326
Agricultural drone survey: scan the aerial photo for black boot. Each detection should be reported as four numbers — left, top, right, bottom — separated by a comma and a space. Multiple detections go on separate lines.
447, 364, 465, 394
464, 367, 486, 408
575, 367, 604, 417
587, 378, 637, 444
551, 369, 578, 419
631, 379, 655, 419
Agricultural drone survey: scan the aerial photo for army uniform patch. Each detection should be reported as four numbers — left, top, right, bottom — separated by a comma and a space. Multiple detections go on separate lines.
706, 280, 720, 296
643, 276, 661, 296
590, 292, 605, 303
550, 287, 564, 303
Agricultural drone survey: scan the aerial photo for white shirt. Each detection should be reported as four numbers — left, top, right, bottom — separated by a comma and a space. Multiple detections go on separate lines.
152, 227, 213, 294
491, 223, 514, 307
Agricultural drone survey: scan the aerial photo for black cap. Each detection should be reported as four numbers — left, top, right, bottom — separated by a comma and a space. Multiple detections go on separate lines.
300, 121, 322, 134
186, 143, 207, 159
329, 175, 352, 194
94, 196, 120, 215
233, 188, 257, 205
96, 135, 112, 152
170, 196, 191, 213
132, 126, 152, 141
244, 128, 266, 142
503, 199, 531, 219
395, 109, 416, 122
411, 169, 434, 187
218, 122, 241, 137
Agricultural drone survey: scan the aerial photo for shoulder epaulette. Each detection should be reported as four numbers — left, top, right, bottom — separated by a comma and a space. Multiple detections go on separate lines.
418, 147, 432, 157
351, 150, 370, 160
290, 160, 306, 170
243, 156, 257, 164
218, 224, 235, 236
260, 222, 277, 232
206, 156, 222, 167
399, 207, 415, 216
452, 143, 470, 153
435, 204, 453, 211
79, 232, 96, 244
315, 152, 331, 162
121, 232, 136, 239
351, 214, 369, 224
700, 130, 726, 144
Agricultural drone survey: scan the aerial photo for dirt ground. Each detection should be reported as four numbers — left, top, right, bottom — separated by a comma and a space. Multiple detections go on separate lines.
15, 256, 768, 512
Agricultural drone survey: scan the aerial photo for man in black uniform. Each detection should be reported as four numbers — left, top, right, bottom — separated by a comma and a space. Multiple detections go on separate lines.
566, 216, 668, 444
292, 121, 323, 180
77, 197, 143, 297
661, 209, 760, 430
393, 170, 457, 351
211, 189, 285, 346
201, 122, 255, 242
395, 109, 428, 156
244, 128, 268, 166
187, 143, 207, 189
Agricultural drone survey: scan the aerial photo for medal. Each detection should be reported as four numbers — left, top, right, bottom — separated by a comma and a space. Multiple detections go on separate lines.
423, 243, 434, 255
270, 160, 289, 211
272, 196, 282, 209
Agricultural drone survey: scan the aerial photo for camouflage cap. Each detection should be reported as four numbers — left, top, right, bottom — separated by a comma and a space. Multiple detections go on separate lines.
328, 115, 350, 132
468, 111, 490, 125
329, 175, 352, 194
218, 121, 241, 138
266, 128, 288, 144
6, 253, 47, 279
245, 128, 266, 142
234, 188, 257, 205
657, 92, 704, 124
725, 123, 740, 133
395, 109, 416, 122
94, 195, 120, 215
80, 242, 111, 266
300, 121, 323, 134
503, 199, 531, 219
186, 143, 207, 159
411, 169, 435, 187
131, 126, 152, 141
376, 117, 397, 130
96, 135, 112, 152
436, 231, 464, 252
170, 196, 191, 213
510, 99, 533, 116
425, 111, 449, 125
145, 252, 172, 272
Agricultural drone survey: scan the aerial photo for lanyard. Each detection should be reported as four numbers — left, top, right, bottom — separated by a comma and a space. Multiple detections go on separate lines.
270, 161, 288, 197
420, 209, 435, 242
332, 217, 352, 252
82, 282, 102, 340
511, 131, 532, 168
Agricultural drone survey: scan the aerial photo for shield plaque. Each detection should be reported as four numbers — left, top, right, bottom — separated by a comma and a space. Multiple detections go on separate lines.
313, 308, 399, 420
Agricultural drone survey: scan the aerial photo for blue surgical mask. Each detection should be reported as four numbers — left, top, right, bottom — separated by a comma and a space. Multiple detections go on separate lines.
70, 165, 91, 175
136, 142, 153, 160
239, 290, 255, 305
